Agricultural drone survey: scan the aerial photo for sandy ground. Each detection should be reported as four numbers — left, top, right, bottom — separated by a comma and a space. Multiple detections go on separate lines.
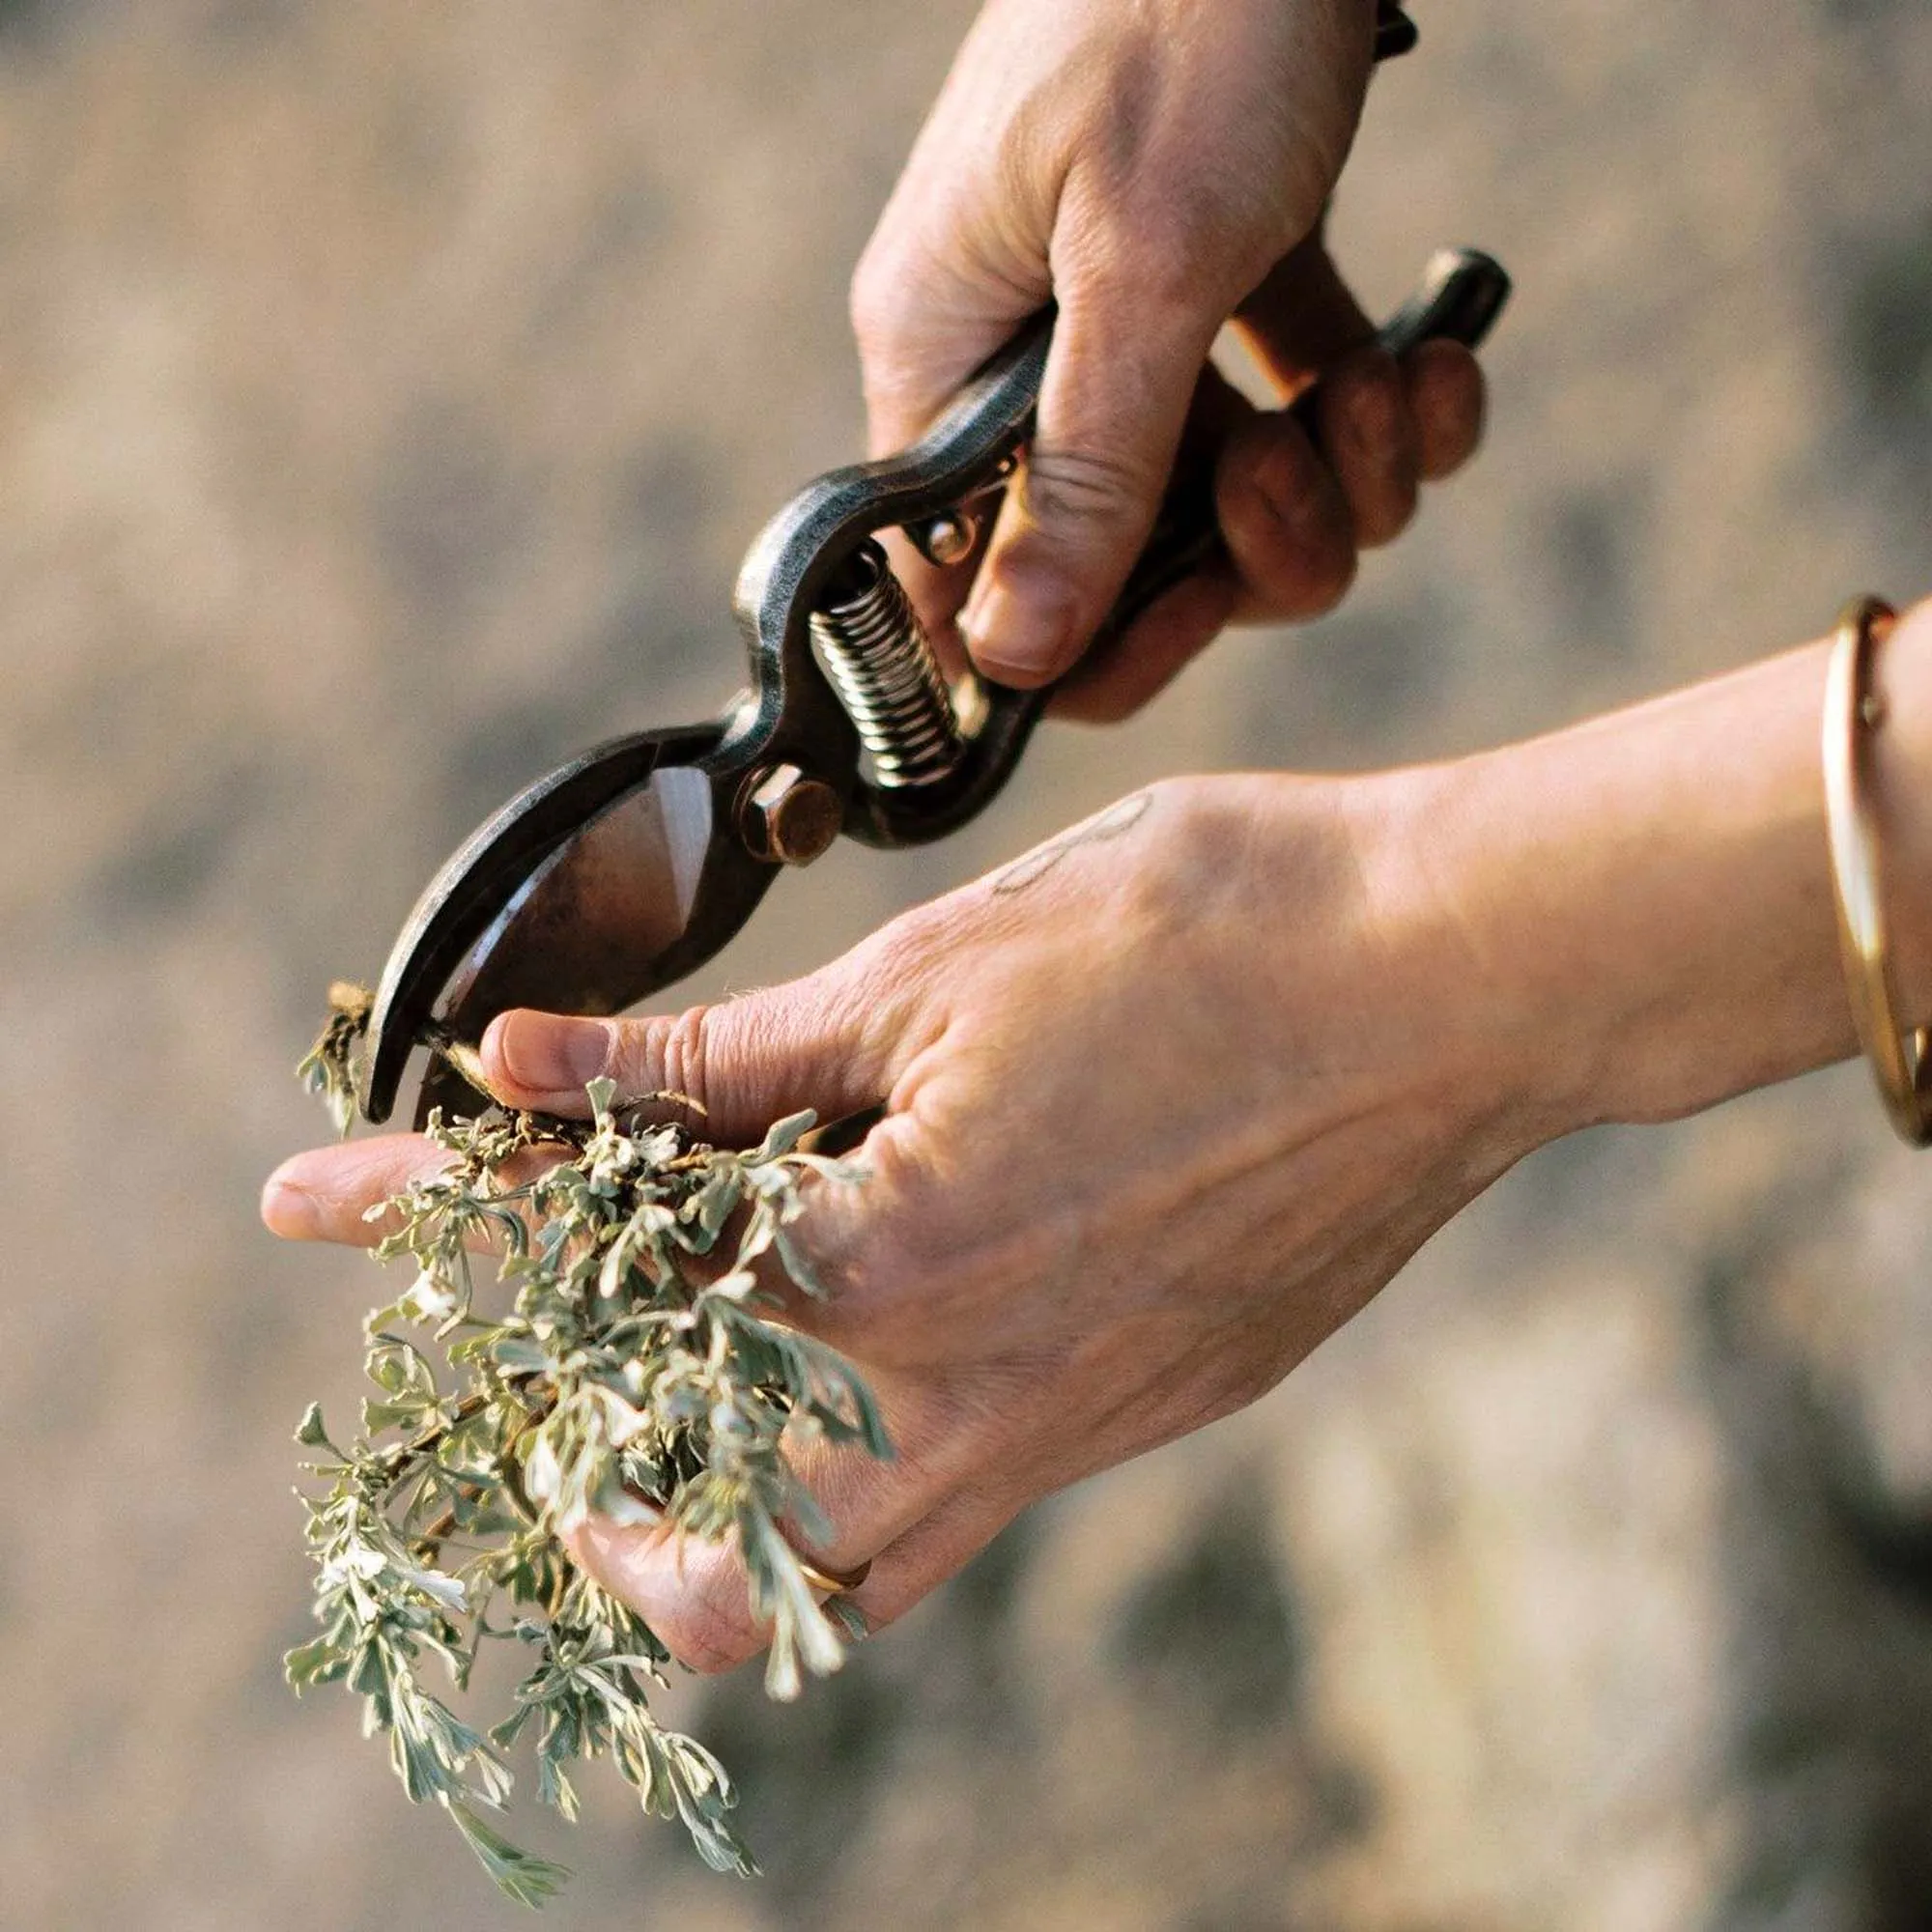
4, 2, 1932, 1926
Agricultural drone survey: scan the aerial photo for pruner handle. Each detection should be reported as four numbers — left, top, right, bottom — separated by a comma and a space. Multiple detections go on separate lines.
847, 246, 1512, 849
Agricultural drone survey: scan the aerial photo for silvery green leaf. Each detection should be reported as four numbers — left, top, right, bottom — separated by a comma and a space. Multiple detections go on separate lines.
589, 1467, 659, 1529
400, 1266, 459, 1325
523, 1431, 562, 1512
483, 1334, 550, 1375
398, 1563, 469, 1613
294, 1008, 889, 1903
686, 1165, 745, 1237
762, 1640, 802, 1705
773, 1223, 827, 1299
749, 1109, 817, 1161
822, 1595, 868, 1644
536, 1748, 581, 1822
444, 1801, 572, 1907
284, 1634, 346, 1690
699, 1268, 759, 1307
361, 1397, 430, 1435
366, 1337, 437, 1400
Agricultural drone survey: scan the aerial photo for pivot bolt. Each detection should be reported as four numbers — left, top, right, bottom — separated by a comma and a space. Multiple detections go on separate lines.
913, 511, 978, 567
740, 764, 842, 866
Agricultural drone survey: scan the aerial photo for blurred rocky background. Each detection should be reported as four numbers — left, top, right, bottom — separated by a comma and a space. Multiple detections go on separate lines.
4, 1, 1931, 1926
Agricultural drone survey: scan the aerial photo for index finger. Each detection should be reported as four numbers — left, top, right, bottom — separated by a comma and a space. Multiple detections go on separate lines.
262, 1133, 456, 1245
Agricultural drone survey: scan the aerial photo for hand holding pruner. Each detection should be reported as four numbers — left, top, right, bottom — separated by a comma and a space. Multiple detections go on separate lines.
355, 244, 1510, 1129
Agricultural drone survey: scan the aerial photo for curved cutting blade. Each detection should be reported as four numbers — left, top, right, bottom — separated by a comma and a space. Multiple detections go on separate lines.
359, 722, 737, 1124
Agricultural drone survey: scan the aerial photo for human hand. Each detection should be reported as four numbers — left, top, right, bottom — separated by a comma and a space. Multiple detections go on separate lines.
266, 769, 1545, 1669
855, 0, 1489, 719
265, 600, 1932, 1677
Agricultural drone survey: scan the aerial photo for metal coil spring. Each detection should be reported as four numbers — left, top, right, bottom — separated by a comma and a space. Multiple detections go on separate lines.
810, 538, 964, 789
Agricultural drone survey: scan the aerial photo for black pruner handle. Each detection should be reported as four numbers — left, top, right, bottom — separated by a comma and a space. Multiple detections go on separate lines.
1375, 2, 1420, 61
842, 247, 1511, 850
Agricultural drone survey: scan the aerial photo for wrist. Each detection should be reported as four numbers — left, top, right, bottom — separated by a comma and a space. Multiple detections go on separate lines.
1435, 651, 1846, 1135
1340, 762, 1580, 1157
1255, 764, 1569, 1164
1416, 602, 1932, 1140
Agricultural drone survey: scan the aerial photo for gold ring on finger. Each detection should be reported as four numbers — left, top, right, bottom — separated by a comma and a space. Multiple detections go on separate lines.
795, 1553, 872, 1597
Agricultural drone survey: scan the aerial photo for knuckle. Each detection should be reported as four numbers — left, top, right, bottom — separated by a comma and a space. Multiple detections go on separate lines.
848, 239, 975, 401
658, 1596, 762, 1676
1355, 384, 1407, 464
1406, 333, 1477, 397
863, 1215, 953, 1300
1237, 489, 1355, 619
1354, 481, 1415, 552
1064, 105, 1253, 311
646, 1556, 767, 1675
1358, 467, 1419, 549
652, 1004, 716, 1115
815, 1224, 955, 1368
847, 244, 900, 357
1408, 340, 1487, 477
1118, 206, 1239, 315
1021, 440, 1152, 535
848, 252, 963, 454
1062, 229, 1226, 351
1364, 495, 1417, 553
816, 1210, 915, 1324
848, 215, 935, 353
784, 1151, 924, 1330
579, 1530, 767, 1675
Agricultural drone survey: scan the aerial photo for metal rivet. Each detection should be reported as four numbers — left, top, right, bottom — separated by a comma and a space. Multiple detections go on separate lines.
740, 764, 843, 866
909, 512, 978, 568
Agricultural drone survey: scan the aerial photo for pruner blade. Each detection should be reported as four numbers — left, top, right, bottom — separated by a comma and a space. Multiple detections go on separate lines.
358, 721, 740, 1126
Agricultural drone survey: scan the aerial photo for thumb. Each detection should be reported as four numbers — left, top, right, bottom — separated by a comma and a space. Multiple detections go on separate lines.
957, 277, 1220, 688
479, 962, 906, 1145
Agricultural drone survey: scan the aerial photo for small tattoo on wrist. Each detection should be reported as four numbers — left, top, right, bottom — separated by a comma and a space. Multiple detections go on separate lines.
991, 790, 1153, 895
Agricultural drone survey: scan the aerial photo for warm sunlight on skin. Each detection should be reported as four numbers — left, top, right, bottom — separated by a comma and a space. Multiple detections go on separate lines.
265, 595, 1932, 1681
846, 0, 1485, 715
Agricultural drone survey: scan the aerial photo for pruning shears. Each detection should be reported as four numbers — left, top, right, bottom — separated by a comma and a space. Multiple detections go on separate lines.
355, 237, 1508, 1129
350, 2, 1507, 1128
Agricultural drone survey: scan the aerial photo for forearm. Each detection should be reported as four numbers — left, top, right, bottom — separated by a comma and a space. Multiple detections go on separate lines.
1413, 600, 1932, 1135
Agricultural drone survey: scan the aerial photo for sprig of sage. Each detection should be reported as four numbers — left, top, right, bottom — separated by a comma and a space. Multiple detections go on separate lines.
286, 995, 887, 1904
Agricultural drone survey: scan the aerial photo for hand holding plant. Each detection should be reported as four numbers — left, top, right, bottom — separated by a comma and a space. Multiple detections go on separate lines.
283, 1042, 887, 1903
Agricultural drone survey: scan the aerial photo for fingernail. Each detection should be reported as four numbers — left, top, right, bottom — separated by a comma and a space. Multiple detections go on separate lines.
261, 1171, 322, 1239
960, 567, 1076, 685
489, 1009, 612, 1094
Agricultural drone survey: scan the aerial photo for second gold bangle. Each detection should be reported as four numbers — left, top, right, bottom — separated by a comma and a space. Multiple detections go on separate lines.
1822, 594, 1932, 1146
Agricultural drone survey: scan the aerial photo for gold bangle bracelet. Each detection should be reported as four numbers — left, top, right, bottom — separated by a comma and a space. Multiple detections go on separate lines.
1822, 594, 1932, 1146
